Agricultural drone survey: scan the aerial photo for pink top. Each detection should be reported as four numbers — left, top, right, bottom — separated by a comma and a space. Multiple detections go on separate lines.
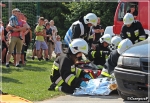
11, 19, 26, 37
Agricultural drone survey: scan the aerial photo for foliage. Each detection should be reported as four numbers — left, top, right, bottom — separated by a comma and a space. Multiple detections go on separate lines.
63, 2, 118, 31
2, 2, 37, 31
2, 2, 118, 39
40, 2, 70, 38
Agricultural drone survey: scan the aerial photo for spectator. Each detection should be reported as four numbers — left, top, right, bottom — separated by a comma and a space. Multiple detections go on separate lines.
45, 22, 54, 60
127, 5, 138, 19
0, 21, 7, 63
23, 14, 32, 61
7, 8, 23, 40
92, 17, 104, 44
35, 17, 49, 61
64, 13, 98, 45
6, 8, 27, 68
54, 35, 62, 58
50, 20, 58, 43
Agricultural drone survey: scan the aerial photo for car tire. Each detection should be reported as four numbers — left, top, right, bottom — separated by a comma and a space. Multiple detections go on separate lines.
117, 89, 128, 101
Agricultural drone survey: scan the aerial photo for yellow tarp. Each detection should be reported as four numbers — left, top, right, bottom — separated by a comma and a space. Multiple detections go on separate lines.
0, 94, 33, 103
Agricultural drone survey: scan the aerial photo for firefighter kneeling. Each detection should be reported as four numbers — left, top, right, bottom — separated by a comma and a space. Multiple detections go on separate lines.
48, 38, 93, 94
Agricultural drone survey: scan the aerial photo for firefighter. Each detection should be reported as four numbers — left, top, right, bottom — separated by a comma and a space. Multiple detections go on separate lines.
48, 38, 93, 94
109, 36, 122, 51
120, 13, 148, 44
101, 38, 133, 77
64, 13, 98, 45
88, 34, 111, 69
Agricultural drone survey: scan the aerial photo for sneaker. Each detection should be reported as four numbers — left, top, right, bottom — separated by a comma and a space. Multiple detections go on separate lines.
19, 36, 23, 40
31, 57, 34, 60
40, 57, 44, 60
45, 58, 49, 61
6, 64, 10, 68
38, 58, 41, 61
16, 64, 21, 68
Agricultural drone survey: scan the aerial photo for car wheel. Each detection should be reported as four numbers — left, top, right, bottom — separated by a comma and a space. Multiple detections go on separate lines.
117, 89, 128, 101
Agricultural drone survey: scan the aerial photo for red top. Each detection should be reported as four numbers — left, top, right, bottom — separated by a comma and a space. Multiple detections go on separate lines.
11, 19, 26, 37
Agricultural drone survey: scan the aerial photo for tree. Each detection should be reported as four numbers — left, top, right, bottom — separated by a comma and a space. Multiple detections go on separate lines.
63, 2, 118, 32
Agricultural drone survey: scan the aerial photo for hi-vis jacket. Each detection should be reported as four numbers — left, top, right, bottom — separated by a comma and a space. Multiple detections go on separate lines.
50, 54, 86, 90
120, 20, 147, 44
64, 17, 91, 45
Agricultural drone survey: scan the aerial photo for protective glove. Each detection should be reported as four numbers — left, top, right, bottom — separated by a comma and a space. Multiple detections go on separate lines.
80, 81, 87, 87
84, 74, 92, 79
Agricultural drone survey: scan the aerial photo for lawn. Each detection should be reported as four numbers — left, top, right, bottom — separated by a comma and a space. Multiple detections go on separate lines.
1, 57, 65, 101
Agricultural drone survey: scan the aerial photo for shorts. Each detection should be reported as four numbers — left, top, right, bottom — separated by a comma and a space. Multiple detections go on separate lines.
13, 45, 25, 55
8, 36, 23, 54
35, 40, 48, 50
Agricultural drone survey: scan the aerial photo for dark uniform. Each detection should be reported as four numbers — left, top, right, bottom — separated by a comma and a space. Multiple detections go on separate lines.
120, 20, 148, 44
64, 16, 91, 45
92, 24, 104, 44
88, 42, 110, 68
49, 53, 89, 94
104, 50, 120, 74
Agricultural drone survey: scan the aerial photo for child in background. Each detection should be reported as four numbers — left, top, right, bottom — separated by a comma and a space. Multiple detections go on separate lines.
54, 35, 62, 57
7, 8, 23, 40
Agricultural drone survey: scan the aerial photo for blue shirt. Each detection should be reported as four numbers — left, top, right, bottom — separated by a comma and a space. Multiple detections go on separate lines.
9, 15, 18, 27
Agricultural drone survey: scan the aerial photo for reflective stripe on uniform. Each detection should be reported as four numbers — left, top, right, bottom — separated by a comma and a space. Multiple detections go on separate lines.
71, 65, 75, 72
139, 35, 146, 41
55, 86, 62, 91
52, 62, 59, 70
76, 68, 82, 78
101, 71, 111, 77
97, 65, 103, 69
105, 55, 109, 59
101, 68, 111, 77
55, 76, 64, 86
100, 51, 102, 57
91, 51, 96, 58
51, 62, 59, 76
89, 73, 94, 79
71, 68, 75, 72
65, 74, 76, 86
134, 30, 139, 37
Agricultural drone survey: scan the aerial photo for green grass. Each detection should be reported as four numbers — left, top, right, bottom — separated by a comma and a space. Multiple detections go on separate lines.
1, 58, 65, 101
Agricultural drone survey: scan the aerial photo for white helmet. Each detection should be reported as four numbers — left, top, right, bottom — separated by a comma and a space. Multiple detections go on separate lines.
117, 38, 133, 54
100, 34, 111, 44
123, 13, 134, 25
84, 13, 98, 26
111, 36, 122, 49
69, 38, 88, 54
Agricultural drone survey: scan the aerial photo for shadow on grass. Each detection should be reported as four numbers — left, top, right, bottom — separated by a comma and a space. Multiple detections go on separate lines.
2, 60, 53, 73
1, 76, 23, 84
2, 66, 24, 74
23, 64, 48, 71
